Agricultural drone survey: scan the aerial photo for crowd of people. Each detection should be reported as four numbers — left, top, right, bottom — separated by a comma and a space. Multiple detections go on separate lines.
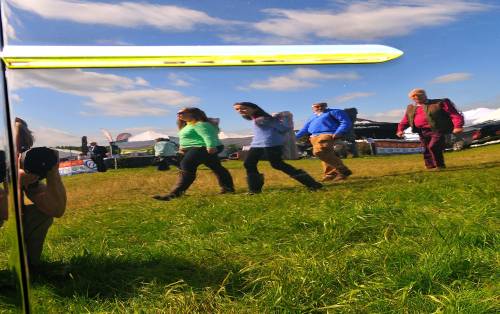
151, 88, 464, 201
0, 88, 465, 270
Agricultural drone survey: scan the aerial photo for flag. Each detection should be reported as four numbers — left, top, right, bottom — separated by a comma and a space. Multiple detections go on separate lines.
101, 129, 113, 142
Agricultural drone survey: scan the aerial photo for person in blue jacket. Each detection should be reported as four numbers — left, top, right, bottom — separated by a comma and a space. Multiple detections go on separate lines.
296, 102, 353, 182
233, 102, 322, 194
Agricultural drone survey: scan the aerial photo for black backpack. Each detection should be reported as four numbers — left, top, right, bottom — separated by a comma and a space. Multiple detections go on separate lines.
343, 107, 358, 123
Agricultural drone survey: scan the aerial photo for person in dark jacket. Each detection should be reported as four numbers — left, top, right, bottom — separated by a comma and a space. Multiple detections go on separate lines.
397, 88, 464, 170
89, 142, 107, 172
233, 102, 322, 194
295, 102, 353, 182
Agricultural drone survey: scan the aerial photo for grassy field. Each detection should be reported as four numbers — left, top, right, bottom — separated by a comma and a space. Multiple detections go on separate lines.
2, 145, 499, 313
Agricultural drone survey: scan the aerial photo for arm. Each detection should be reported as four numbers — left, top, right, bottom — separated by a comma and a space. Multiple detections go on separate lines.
397, 111, 410, 136
295, 118, 312, 139
194, 122, 219, 149
331, 110, 352, 136
24, 166, 67, 218
442, 99, 464, 133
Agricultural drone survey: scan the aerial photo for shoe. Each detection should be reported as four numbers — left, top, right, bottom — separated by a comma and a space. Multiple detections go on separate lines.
291, 170, 323, 190
152, 194, 177, 201
219, 187, 235, 194
427, 166, 445, 171
332, 169, 352, 182
321, 174, 337, 182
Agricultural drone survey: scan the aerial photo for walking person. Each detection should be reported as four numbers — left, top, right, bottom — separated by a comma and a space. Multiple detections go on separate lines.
397, 88, 464, 170
154, 137, 180, 171
295, 102, 353, 182
233, 102, 322, 194
153, 107, 234, 201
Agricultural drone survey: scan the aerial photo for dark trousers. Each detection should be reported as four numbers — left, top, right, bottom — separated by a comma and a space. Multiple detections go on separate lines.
173, 146, 233, 194
244, 146, 298, 176
419, 129, 446, 168
156, 156, 180, 171
91, 155, 107, 172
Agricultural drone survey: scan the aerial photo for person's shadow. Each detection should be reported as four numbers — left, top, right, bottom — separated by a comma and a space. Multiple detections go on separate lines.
30, 254, 244, 301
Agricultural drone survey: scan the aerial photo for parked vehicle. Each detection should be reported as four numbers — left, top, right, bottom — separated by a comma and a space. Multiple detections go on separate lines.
448, 120, 500, 150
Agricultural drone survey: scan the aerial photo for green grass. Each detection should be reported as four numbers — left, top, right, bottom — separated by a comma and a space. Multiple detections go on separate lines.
2, 145, 500, 313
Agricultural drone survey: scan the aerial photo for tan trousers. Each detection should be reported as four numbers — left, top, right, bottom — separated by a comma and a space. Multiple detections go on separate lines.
310, 134, 350, 177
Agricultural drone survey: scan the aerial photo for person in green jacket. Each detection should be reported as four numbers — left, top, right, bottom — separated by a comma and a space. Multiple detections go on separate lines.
153, 107, 234, 201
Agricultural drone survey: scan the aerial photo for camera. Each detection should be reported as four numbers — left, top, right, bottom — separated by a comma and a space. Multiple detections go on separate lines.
19, 147, 58, 179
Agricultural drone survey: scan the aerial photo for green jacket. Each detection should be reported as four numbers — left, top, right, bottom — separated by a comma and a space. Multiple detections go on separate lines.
179, 122, 221, 149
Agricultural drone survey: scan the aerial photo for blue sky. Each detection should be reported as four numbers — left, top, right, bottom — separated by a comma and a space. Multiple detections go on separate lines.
3, 0, 500, 145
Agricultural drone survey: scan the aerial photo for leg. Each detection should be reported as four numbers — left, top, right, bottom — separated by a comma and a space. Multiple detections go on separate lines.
428, 131, 446, 168
265, 146, 299, 176
153, 148, 201, 201
244, 148, 265, 193
157, 157, 170, 171
22, 205, 54, 267
419, 130, 436, 169
310, 135, 351, 181
203, 151, 235, 193
265, 146, 322, 190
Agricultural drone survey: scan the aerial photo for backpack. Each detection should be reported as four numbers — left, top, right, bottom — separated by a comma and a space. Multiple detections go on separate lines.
343, 107, 358, 123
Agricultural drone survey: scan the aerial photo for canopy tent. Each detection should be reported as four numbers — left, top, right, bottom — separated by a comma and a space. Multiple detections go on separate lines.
128, 130, 171, 142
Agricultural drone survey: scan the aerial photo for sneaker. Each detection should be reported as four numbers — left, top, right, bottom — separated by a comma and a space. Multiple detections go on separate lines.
332, 169, 352, 182
321, 174, 337, 182
152, 194, 176, 201
220, 187, 235, 194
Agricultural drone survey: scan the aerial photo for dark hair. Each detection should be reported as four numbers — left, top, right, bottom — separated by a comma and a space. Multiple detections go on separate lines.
233, 102, 272, 120
177, 107, 216, 130
15, 117, 34, 153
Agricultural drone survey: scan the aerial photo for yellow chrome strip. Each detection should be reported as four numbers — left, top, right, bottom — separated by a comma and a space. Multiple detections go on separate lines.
1, 45, 403, 69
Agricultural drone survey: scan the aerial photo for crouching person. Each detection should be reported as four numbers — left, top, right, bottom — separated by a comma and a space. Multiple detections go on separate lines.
15, 118, 67, 271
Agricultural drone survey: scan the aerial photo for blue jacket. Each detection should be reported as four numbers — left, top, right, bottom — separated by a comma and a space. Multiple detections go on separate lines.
251, 116, 290, 147
295, 108, 352, 138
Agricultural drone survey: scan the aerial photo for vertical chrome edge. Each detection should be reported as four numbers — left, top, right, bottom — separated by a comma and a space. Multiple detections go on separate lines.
0, 1, 31, 313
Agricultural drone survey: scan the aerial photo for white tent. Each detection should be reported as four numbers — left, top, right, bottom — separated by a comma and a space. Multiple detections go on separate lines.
128, 130, 170, 142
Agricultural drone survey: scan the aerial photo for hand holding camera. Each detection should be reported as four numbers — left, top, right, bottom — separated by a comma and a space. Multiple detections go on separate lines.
19, 147, 59, 184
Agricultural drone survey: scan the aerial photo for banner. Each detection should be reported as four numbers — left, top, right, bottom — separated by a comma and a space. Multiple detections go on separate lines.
373, 139, 424, 155
58, 159, 97, 176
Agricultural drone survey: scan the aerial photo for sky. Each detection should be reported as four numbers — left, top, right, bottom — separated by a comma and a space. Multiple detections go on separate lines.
3, 0, 500, 146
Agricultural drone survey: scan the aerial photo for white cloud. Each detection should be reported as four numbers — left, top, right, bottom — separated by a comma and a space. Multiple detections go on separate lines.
369, 108, 406, 122
253, 1, 488, 41
31, 126, 82, 147
431, 72, 472, 84
241, 68, 360, 91
167, 73, 193, 87
9, 0, 233, 32
9, 93, 22, 103
331, 92, 375, 104
7, 69, 199, 117
134, 77, 149, 86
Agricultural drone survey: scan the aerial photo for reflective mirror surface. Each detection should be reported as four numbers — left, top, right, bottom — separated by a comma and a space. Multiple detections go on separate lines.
2, 0, 500, 313
0, 61, 26, 311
